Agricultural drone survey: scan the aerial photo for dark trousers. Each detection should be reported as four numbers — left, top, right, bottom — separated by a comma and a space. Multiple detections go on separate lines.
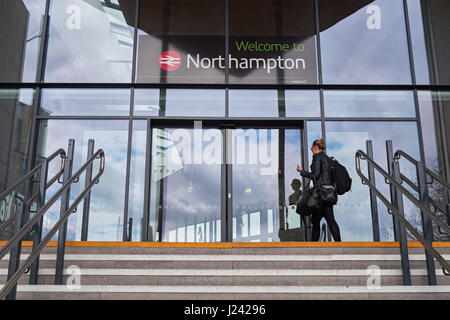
311, 202, 341, 241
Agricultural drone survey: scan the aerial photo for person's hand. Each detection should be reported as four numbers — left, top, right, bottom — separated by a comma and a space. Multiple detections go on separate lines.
296, 165, 302, 172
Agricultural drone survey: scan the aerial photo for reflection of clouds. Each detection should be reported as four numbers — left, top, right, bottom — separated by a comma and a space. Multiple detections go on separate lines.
45, 0, 133, 82
41, 120, 128, 241
326, 121, 420, 241
321, 0, 411, 84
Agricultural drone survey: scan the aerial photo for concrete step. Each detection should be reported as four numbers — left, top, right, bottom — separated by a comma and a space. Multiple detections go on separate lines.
1, 243, 449, 300
2, 268, 450, 286
9, 284, 450, 300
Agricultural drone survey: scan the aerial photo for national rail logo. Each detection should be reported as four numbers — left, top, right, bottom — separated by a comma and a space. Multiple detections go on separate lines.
159, 50, 181, 71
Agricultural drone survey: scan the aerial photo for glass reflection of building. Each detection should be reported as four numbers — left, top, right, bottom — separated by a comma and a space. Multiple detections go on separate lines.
1, 0, 450, 243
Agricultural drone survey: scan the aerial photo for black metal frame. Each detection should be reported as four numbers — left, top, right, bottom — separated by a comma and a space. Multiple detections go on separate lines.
1, 0, 448, 242
146, 119, 306, 242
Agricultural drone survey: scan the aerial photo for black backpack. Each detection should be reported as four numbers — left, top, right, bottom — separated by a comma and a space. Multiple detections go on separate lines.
328, 157, 352, 195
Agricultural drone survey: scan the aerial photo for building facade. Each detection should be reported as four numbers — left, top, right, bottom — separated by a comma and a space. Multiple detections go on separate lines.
1, 0, 449, 243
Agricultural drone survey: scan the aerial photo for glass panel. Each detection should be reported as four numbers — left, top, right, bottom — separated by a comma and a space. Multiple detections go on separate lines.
285, 90, 321, 117
407, 0, 430, 85
45, 0, 136, 82
0, 89, 35, 240
417, 91, 442, 174
422, 1, 450, 84
149, 126, 222, 242
136, 0, 225, 83
128, 120, 147, 241
306, 121, 322, 165
232, 127, 304, 242
229, 90, 278, 117
229, 0, 317, 84
324, 91, 416, 118
38, 120, 128, 241
40, 89, 131, 116
134, 89, 225, 117
417, 91, 450, 241
229, 89, 320, 118
325, 121, 420, 241
319, 0, 412, 84
0, 0, 46, 82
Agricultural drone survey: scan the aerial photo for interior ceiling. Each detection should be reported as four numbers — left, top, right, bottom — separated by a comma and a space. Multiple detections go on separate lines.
115, 0, 374, 78
118, 0, 374, 36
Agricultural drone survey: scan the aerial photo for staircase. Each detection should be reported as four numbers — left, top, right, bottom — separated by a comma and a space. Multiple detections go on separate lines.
1, 242, 450, 300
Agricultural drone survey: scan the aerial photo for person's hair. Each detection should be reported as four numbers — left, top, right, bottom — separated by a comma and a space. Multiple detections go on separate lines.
312, 138, 326, 151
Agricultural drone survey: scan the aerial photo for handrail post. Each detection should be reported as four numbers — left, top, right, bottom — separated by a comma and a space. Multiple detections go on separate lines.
81, 139, 94, 241
447, 190, 450, 231
386, 141, 411, 285
5, 199, 25, 300
366, 140, 380, 241
29, 158, 49, 285
417, 161, 437, 285
55, 139, 75, 285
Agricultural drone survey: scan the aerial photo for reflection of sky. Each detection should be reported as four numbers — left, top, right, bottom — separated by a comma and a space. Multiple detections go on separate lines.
320, 0, 412, 84
45, 0, 134, 82
324, 91, 416, 118
41, 120, 128, 241
326, 121, 420, 241
41, 89, 131, 116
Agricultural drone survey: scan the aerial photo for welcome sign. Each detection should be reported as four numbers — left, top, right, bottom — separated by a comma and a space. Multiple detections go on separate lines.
137, 35, 317, 84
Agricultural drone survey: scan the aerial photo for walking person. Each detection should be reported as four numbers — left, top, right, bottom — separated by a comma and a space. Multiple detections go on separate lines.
296, 139, 341, 242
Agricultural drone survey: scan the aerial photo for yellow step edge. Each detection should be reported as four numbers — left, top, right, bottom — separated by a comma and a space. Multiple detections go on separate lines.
1, 241, 450, 248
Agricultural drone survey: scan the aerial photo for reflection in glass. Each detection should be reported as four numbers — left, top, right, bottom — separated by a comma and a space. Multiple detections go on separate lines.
38, 120, 128, 241
0, 89, 35, 240
136, 0, 225, 83
229, 90, 278, 117
128, 120, 147, 241
407, 0, 430, 85
285, 91, 321, 118
40, 89, 131, 116
149, 127, 222, 242
134, 89, 225, 117
229, 0, 317, 84
324, 91, 416, 118
45, 0, 136, 82
319, 0, 412, 84
232, 128, 304, 242
0, 0, 46, 82
325, 121, 420, 241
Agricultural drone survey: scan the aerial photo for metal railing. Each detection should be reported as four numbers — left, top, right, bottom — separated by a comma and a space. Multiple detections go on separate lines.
0, 149, 66, 234
394, 150, 450, 237
0, 142, 105, 300
356, 140, 450, 285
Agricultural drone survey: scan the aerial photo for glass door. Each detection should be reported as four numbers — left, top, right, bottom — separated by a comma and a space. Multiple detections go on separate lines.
146, 120, 306, 242
228, 122, 306, 242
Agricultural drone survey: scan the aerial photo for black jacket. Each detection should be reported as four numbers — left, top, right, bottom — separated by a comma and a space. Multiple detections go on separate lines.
300, 151, 333, 187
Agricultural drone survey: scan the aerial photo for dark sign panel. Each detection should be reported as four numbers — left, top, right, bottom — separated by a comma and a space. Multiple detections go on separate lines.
137, 35, 317, 84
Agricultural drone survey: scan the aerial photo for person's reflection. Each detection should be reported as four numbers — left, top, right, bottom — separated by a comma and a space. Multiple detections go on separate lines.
197, 226, 203, 242
288, 178, 306, 227
288, 179, 302, 205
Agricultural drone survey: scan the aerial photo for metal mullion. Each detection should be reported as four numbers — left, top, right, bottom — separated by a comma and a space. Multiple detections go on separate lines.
122, 87, 135, 241
225, 0, 229, 118
131, 0, 139, 84
313, 0, 326, 143
142, 119, 152, 241
403, 0, 426, 164
3, 83, 450, 91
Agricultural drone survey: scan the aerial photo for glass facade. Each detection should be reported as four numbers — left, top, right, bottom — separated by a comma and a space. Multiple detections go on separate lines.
2, 0, 450, 243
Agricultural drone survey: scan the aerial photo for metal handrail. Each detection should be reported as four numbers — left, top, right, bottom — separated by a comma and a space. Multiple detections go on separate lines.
0, 149, 105, 299
399, 172, 447, 217
355, 150, 450, 274
394, 150, 450, 190
0, 149, 66, 232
